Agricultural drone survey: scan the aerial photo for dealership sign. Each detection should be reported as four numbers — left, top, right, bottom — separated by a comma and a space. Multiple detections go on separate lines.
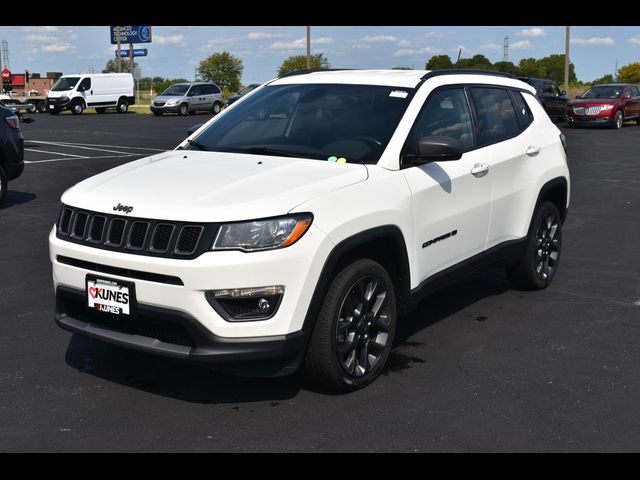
110, 26, 152, 44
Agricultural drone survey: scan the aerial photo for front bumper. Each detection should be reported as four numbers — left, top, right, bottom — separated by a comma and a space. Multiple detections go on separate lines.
55, 285, 308, 376
150, 104, 181, 114
565, 110, 615, 126
47, 97, 70, 111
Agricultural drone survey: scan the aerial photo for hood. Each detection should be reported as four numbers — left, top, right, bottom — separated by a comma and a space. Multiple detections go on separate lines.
153, 95, 185, 101
61, 150, 369, 222
571, 98, 619, 106
47, 90, 72, 98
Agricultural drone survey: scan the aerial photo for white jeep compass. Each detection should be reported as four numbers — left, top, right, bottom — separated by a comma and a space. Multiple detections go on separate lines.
50, 69, 570, 390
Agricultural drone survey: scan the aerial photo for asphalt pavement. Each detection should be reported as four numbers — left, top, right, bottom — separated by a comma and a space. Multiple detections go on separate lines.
1, 112, 639, 452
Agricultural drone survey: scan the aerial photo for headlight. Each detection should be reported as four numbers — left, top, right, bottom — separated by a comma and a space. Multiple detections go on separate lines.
212, 214, 313, 252
600, 104, 614, 111
165, 99, 179, 106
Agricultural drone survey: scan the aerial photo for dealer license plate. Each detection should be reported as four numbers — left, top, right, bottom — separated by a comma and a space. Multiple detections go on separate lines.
86, 276, 135, 316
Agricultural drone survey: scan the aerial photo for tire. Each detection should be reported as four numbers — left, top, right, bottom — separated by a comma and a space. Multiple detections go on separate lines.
303, 259, 397, 391
613, 110, 624, 129
506, 200, 562, 290
117, 98, 129, 113
153, 111, 163, 116
212, 102, 222, 115
36, 101, 47, 113
71, 101, 84, 115
0, 165, 7, 204
178, 103, 188, 116
95, 107, 106, 114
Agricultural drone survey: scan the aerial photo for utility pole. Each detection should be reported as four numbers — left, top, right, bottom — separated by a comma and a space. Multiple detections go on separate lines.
503, 35, 509, 62
116, 26, 122, 73
129, 43, 134, 77
564, 26, 570, 94
306, 26, 311, 69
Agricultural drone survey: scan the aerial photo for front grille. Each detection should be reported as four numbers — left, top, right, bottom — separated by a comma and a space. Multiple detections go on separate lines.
585, 106, 605, 115
573, 107, 585, 115
154, 101, 166, 106
56, 205, 218, 260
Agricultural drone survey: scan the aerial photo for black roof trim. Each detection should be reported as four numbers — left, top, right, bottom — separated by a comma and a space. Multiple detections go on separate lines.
422, 69, 516, 80
280, 68, 355, 78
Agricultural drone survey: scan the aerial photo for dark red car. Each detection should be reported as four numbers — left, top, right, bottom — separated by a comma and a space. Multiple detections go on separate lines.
566, 84, 640, 129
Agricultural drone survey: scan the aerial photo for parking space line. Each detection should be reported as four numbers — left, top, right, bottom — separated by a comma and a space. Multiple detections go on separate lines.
29, 141, 133, 155
24, 148, 87, 158
25, 154, 144, 164
29, 140, 167, 152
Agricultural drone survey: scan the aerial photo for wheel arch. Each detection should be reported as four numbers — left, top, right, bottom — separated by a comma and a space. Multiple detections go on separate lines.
533, 177, 569, 226
301, 225, 411, 336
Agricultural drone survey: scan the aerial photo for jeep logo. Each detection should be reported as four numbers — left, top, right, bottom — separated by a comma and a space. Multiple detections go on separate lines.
113, 203, 134, 214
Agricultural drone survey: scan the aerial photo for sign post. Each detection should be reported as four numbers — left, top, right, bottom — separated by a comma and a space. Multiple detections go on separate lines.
116, 26, 121, 73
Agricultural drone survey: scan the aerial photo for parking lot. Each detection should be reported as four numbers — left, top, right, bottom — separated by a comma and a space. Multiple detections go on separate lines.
1, 112, 639, 452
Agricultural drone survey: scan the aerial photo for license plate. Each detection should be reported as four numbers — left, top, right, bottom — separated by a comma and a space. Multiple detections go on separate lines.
49, 105, 54, 109
86, 276, 135, 316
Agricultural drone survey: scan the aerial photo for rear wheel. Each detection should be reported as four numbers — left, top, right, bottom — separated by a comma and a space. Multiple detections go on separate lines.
117, 98, 129, 113
304, 259, 397, 391
506, 201, 562, 290
36, 100, 47, 113
178, 103, 188, 116
0, 165, 7, 204
212, 102, 222, 115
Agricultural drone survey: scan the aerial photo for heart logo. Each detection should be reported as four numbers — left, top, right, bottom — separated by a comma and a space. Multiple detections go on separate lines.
89, 287, 101, 299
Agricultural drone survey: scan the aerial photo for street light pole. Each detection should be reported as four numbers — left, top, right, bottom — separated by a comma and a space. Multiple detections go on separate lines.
306, 26, 311, 70
564, 26, 570, 94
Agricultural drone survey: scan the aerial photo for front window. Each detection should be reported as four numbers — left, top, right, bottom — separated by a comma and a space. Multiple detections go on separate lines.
161, 84, 190, 96
51, 77, 80, 91
188, 83, 413, 164
238, 84, 260, 97
581, 86, 622, 99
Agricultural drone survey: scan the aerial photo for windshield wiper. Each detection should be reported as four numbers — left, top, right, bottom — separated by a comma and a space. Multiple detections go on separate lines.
187, 139, 209, 151
243, 147, 310, 158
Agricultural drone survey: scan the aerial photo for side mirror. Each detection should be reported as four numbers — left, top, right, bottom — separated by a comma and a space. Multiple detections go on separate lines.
405, 136, 464, 166
187, 124, 204, 136
561, 90, 567, 96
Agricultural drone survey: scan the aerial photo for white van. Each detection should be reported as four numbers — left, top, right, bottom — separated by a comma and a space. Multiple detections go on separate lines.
46, 73, 134, 115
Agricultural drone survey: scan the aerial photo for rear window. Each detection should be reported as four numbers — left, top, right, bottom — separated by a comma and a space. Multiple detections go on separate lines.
469, 87, 520, 145
510, 90, 534, 129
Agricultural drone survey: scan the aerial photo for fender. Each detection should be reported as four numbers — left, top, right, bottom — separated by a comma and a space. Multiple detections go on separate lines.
531, 177, 569, 224
300, 225, 411, 336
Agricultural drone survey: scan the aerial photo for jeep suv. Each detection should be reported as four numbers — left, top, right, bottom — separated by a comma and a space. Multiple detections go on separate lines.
518, 76, 571, 122
0, 104, 25, 204
50, 70, 570, 391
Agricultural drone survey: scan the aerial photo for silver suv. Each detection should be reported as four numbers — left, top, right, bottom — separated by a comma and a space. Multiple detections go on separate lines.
150, 82, 224, 116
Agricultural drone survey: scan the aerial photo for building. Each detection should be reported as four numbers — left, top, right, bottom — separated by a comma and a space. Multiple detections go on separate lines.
2, 72, 61, 96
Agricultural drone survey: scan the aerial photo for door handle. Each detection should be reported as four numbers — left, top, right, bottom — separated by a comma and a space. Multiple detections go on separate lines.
470, 163, 489, 178
90, 90, 93, 95
526, 145, 540, 156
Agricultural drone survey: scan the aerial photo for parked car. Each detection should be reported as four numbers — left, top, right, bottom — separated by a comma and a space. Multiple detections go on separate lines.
566, 84, 640, 129
46, 73, 134, 115
518, 77, 571, 122
150, 82, 224, 116
0, 104, 25, 204
50, 69, 569, 391
224, 83, 261, 107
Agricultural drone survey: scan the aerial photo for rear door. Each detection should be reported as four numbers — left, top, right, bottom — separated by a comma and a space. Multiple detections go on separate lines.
627, 85, 640, 118
187, 84, 203, 111
201, 84, 215, 110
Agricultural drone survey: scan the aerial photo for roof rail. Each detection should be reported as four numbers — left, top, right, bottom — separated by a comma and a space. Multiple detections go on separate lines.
421, 69, 516, 80
280, 68, 355, 78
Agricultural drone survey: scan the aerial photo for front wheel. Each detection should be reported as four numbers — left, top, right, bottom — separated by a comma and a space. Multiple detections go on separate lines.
304, 259, 397, 391
178, 103, 188, 116
613, 110, 624, 129
117, 98, 129, 113
506, 201, 562, 290
71, 101, 84, 115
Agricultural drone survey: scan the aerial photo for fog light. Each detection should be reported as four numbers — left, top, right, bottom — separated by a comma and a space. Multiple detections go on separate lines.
205, 286, 284, 322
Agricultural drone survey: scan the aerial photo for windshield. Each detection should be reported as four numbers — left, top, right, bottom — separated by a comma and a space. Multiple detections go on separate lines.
581, 86, 622, 99
51, 77, 80, 91
161, 84, 190, 96
189, 83, 413, 164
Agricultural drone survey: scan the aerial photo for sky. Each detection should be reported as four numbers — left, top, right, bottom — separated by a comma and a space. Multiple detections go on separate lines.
1, 26, 638, 84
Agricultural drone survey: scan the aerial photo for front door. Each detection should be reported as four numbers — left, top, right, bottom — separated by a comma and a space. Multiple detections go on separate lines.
401, 86, 492, 282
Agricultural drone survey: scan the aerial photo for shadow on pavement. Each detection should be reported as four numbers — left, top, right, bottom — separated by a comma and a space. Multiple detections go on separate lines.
0, 191, 36, 209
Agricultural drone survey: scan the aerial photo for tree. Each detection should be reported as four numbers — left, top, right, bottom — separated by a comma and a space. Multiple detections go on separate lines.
618, 62, 640, 84
392, 66, 414, 70
591, 74, 615, 85
198, 51, 244, 92
456, 54, 492, 70
153, 78, 189, 94
277, 53, 330, 77
518, 57, 546, 78
426, 54, 453, 70
536, 54, 576, 85
493, 61, 518, 75
102, 58, 138, 73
